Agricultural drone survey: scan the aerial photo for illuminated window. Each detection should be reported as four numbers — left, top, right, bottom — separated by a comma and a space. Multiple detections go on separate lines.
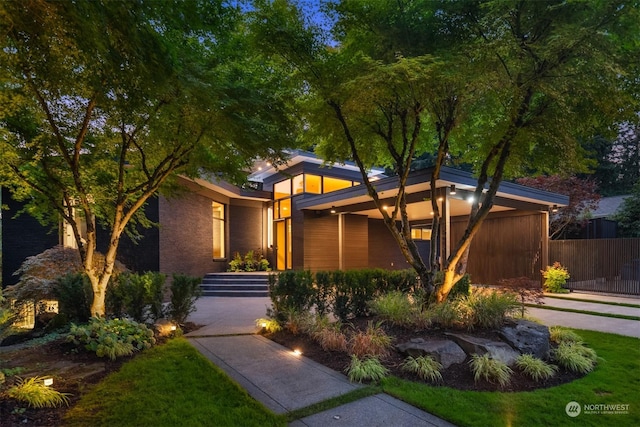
293, 175, 304, 194
305, 174, 322, 194
279, 198, 291, 218
411, 226, 432, 241
323, 176, 352, 193
212, 202, 225, 258
274, 179, 291, 200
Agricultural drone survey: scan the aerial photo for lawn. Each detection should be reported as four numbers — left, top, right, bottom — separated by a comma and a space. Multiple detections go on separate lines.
64, 338, 285, 427
382, 329, 640, 427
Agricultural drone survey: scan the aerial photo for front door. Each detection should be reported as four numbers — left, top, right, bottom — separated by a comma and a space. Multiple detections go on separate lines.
274, 218, 292, 270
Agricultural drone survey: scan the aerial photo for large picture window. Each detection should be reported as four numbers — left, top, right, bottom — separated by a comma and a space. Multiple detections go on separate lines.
212, 201, 225, 259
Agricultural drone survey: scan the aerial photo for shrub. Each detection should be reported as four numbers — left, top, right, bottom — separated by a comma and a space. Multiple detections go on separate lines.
255, 318, 281, 334
345, 355, 389, 383
553, 342, 597, 373
549, 326, 583, 344
67, 317, 155, 360
284, 310, 316, 335
428, 298, 467, 329
313, 271, 333, 316
7, 376, 71, 408
469, 354, 513, 387
542, 262, 570, 293
498, 277, 544, 318
167, 274, 202, 324
0, 288, 18, 342
515, 354, 558, 381
401, 356, 443, 382
313, 322, 348, 352
349, 321, 393, 358
5, 245, 125, 307
54, 273, 92, 323
228, 250, 270, 272
369, 291, 414, 326
463, 289, 519, 329
107, 272, 166, 322
268, 270, 315, 322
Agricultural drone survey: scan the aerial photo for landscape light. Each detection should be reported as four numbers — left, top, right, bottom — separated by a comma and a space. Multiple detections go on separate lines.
293, 349, 302, 356
43, 377, 54, 387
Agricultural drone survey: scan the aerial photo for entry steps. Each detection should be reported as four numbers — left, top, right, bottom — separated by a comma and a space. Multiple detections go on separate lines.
200, 272, 270, 297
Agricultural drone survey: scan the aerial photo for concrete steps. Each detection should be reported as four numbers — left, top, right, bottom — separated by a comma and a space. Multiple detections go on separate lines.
200, 272, 270, 297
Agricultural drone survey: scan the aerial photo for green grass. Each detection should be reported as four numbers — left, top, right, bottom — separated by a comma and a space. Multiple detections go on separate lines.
382, 329, 640, 427
526, 303, 640, 321
64, 338, 285, 427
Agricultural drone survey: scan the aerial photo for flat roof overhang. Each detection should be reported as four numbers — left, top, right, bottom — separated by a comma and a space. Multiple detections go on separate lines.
178, 175, 272, 202
296, 166, 569, 220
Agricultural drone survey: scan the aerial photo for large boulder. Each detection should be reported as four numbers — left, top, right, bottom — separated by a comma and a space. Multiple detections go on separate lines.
499, 319, 550, 359
396, 338, 467, 369
445, 333, 520, 366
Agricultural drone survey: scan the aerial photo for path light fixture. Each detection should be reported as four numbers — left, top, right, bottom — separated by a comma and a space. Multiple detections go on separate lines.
293, 349, 302, 356
43, 377, 54, 387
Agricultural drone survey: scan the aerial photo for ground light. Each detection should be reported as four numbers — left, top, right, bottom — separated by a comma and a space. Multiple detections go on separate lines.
43, 377, 54, 387
292, 349, 302, 356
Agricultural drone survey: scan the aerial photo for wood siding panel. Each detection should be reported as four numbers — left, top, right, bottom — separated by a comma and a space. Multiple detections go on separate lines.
343, 215, 368, 269
451, 211, 545, 284
368, 219, 411, 270
303, 212, 339, 271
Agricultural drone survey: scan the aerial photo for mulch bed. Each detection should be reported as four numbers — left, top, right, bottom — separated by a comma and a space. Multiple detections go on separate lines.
265, 316, 585, 392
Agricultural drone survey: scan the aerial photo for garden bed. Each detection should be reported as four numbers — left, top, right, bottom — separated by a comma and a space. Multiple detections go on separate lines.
265, 316, 586, 392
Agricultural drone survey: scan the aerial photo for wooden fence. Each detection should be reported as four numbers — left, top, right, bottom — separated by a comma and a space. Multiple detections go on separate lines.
549, 238, 640, 296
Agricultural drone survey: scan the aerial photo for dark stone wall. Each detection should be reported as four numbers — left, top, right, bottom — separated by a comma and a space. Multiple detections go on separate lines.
2, 188, 59, 286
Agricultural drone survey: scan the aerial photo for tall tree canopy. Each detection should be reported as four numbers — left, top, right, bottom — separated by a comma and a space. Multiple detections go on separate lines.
254, 0, 639, 302
0, 0, 296, 316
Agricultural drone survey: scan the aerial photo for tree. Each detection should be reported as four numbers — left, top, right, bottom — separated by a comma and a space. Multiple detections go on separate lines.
516, 176, 601, 240
613, 181, 640, 237
0, 0, 296, 316
254, 0, 639, 302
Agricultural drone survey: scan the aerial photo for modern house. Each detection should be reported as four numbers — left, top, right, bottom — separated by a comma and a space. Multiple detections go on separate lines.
1, 150, 568, 287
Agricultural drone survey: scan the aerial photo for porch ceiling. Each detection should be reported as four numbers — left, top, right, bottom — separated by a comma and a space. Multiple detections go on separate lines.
296, 167, 569, 222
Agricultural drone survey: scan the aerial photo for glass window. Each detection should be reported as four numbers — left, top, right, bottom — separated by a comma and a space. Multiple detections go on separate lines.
212, 202, 225, 258
305, 174, 322, 194
279, 198, 291, 218
293, 175, 304, 194
274, 179, 291, 200
323, 176, 352, 193
411, 226, 432, 241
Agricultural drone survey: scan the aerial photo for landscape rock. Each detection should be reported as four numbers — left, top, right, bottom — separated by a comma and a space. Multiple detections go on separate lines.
445, 333, 520, 366
499, 319, 550, 359
396, 338, 467, 369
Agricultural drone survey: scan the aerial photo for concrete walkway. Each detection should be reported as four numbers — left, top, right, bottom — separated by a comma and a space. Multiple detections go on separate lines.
186, 297, 455, 426
185, 292, 640, 426
527, 292, 640, 338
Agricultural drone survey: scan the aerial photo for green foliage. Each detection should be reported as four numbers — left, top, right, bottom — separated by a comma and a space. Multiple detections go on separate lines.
349, 321, 393, 358
368, 291, 429, 328
107, 272, 166, 322
462, 290, 520, 330
515, 354, 557, 382
400, 356, 443, 383
469, 354, 513, 387
553, 342, 598, 373
228, 250, 271, 272
345, 355, 389, 383
428, 298, 466, 329
255, 318, 281, 334
54, 273, 92, 323
7, 376, 71, 408
613, 181, 640, 237
0, 287, 18, 341
542, 262, 570, 293
549, 326, 583, 344
67, 317, 155, 360
268, 270, 315, 322
167, 274, 202, 325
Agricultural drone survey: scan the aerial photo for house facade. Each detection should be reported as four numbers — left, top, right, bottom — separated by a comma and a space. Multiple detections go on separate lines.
1, 150, 568, 286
